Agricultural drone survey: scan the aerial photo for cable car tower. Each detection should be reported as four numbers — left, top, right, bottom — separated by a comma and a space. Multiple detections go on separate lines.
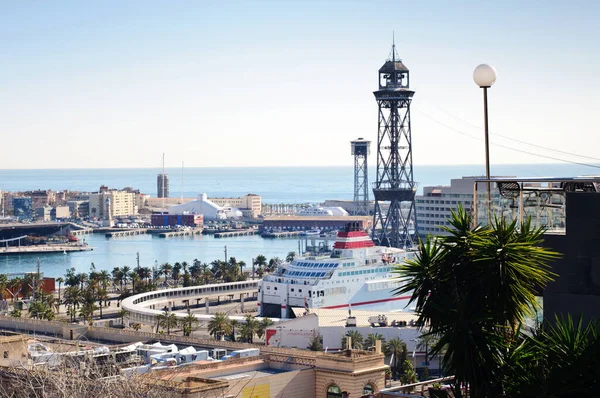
371, 40, 418, 248
351, 138, 371, 216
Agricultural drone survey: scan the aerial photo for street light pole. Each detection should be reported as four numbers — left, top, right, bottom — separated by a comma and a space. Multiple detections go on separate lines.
473, 64, 497, 221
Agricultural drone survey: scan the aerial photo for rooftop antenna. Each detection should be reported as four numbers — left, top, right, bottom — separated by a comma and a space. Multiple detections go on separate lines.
388, 31, 400, 62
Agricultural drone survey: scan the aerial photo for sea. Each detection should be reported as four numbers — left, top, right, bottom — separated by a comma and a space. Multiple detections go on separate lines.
0, 164, 597, 278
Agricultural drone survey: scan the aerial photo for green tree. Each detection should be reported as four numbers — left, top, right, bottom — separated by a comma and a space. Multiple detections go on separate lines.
285, 252, 296, 263
172, 262, 182, 286
230, 319, 240, 342
79, 301, 99, 324
179, 312, 199, 337
253, 255, 267, 278
341, 330, 364, 350
307, 332, 323, 351
207, 312, 232, 340
257, 317, 274, 340
156, 309, 178, 335
160, 263, 172, 285
400, 359, 418, 385
395, 207, 559, 397
384, 337, 407, 381
364, 333, 386, 351
118, 308, 127, 325
55, 277, 64, 312
240, 314, 259, 343
9, 308, 21, 318
28, 300, 54, 321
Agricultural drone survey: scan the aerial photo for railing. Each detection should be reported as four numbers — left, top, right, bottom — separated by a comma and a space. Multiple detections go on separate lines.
474, 177, 600, 233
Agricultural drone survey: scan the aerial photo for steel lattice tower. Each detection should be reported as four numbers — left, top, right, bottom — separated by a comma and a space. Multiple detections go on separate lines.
371, 42, 418, 248
351, 138, 371, 215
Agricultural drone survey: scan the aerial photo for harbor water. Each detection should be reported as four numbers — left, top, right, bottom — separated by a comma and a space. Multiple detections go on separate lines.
0, 233, 300, 278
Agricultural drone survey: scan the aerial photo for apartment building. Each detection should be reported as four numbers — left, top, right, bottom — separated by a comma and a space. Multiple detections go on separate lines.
416, 176, 479, 236
89, 189, 136, 219
209, 194, 262, 218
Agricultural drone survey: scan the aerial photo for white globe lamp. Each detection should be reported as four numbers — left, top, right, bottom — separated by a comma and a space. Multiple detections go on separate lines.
473, 64, 497, 88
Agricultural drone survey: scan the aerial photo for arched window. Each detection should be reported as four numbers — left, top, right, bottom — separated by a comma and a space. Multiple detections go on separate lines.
327, 384, 342, 398
362, 383, 375, 397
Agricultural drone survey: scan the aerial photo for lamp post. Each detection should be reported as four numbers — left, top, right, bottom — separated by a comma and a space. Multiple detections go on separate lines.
473, 64, 497, 220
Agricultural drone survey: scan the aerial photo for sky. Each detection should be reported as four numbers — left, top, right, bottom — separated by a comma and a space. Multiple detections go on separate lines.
2, 1, 599, 169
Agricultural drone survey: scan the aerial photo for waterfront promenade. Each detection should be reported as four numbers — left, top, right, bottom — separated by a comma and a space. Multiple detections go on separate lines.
0, 243, 92, 256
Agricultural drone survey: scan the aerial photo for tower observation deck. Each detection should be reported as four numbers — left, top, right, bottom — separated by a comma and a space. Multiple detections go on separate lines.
371, 42, 418, 248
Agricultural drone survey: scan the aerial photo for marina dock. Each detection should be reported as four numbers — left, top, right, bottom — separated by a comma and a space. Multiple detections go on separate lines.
158, 228, 203, 238
261, 231, 304, 238
214, 229, 257, 238
104, 229, 148, 238
0, 244, 93, 256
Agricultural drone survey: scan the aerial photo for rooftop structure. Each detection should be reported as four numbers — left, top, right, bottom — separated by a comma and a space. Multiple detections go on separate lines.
474, 176, 600, 326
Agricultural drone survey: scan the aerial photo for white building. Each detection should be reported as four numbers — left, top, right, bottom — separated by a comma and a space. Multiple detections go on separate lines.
89, 190, 136, 219
166, 193, 242, 221
264, 308, 440, 373
416, 176, 510, 236
297, 206, 349, 217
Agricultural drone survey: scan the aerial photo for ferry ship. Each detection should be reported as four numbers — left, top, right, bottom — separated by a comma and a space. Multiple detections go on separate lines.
258, 223, 415, 318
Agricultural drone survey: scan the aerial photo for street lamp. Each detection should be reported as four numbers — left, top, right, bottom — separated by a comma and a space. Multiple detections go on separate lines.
473, 63, 497, 220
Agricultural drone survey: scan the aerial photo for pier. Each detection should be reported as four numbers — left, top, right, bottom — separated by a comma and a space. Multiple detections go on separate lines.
104, 229, 148, 238
158, 228, 203, 238
214, 229, 257, 238
0, 244, 93, 256
261, 231, 304, 238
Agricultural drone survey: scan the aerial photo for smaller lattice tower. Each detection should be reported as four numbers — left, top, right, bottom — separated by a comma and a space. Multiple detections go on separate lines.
351, 138, 371, 216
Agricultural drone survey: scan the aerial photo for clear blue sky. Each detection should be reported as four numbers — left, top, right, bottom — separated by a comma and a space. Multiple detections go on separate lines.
2, 1, 599, 169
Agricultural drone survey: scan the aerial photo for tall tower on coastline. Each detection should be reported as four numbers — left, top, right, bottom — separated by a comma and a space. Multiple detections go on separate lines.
351, 138, 371, 216
371, 40, 418, 248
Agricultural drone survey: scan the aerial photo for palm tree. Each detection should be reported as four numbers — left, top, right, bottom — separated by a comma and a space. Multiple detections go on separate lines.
179, 312, 199, 337
384, 337, 407, 381
118, 309, 127, 325
230, 319, 240, 342
253, 255, 267, 279
285, 252, 296, 263
98, 270, 111, 291
257, 317, 274, 340
240, 315, 259, 343
96, 288, 109, 318
160, 263, 173, 285
28, 301, 54, 320
55, 277, 64, 313
155, 309, 178, 335
341, 330, 364, 350
395, 207, 559, 397
79, 301, 99, 324
208, 312, 232, 340
172, 262, 182, 286
120, 266, 131, 288
365, 333, 386, 351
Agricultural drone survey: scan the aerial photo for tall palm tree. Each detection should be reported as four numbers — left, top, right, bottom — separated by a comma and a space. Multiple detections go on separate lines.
98, 270, 111, 291
55, 277, 64, 312
179, 312, 199, 337
384, 337, 407, 381
253, 255, 267, 278
120, 266, 131, 288
208, 312, 232, 340
96, 288, 109, 318
172, 263, 182, 286
365, 333, 386, 351
341, 330, 364, 350
240, 315, 260, 343
395, 207, 559, 397
230, 319, 240, 342
160, 263, 173, 285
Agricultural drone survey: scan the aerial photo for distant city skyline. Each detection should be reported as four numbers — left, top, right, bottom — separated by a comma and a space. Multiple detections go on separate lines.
2, 1, 599, 170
